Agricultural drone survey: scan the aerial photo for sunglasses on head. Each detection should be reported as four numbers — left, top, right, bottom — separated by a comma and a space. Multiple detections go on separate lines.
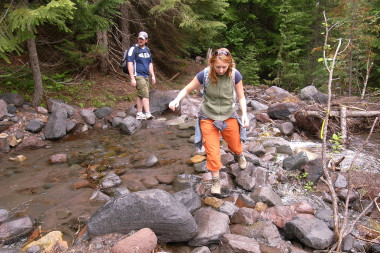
213, 50, 230, 56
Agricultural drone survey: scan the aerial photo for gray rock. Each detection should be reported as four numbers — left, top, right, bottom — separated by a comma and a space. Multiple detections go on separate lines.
48, 99, 75, 117
94, 107, 112, 119
0, 216, 34, 244
334, 173, 347, 188
0, 99, 7, 119
188, 207, 230, 247
66, 119, 77, 133
114, 187, 130, 197
251, 186, 283, 207
149, 89, 180, 116
11, 117, 19, 123
26, 119, 45, 133
79, 109, 96, 125
245, 152, 260, 165
43, 108, 68, 139
279, 122, 294, 136
264, 86, 291, 101
172, 188, 202, 213
193, 161, 207, 173
0, 134, 10, 153
112, 117, 122, 127
247, 220, 282, 247
231, 207, 260, 225
144, 155, 158, 167
0, 209, 9, 224
221, 152, 234, 166
0, 93, 25, 107
116, 111, 127, 118
90, 190, 111, 202
218, 201, 239, 218
100, 171, 121, 189
283, 151, 309, 171
26, 245, 42, 253
342, 234, 354, 252
262, 137, 294, 155
247, 142, 266, 157
268, 102, 300, 120
179, 97, 202, 118
303, 157, 323, 183
248, 100, 268, 111
220, 233, 260, 253
299, 86, 328, 104
7, 104, 17, 114
233, 165, 269, 191
284, 217, 334, 249
119, 116, 142, 135
191, 246, 211, 253
172, 174, 202, 193
87, 189, 198, 243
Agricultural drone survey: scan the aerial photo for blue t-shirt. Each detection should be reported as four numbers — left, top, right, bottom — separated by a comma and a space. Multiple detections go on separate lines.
127, 45, 152, 78
196, 69, 242, 85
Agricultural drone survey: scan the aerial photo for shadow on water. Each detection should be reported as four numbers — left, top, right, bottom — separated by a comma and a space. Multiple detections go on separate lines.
0, 126, 196, 244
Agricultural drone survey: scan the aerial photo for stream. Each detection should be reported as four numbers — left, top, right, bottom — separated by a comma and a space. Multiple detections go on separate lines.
0, 120, 379, 249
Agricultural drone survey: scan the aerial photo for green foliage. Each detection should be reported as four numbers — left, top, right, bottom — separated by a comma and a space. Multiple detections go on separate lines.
304, 181, 314, 192
329, 133, 343, 153
235, 45, 260, 86
295, 172, 308, 181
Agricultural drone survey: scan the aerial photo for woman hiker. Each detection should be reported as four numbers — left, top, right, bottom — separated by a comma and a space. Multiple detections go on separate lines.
168, 48, 249, 196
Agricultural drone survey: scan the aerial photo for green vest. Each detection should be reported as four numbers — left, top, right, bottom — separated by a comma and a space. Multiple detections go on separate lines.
202, 70, 236, 121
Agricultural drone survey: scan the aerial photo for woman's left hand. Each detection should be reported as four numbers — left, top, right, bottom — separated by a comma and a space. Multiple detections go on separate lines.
241, 114, 249, 128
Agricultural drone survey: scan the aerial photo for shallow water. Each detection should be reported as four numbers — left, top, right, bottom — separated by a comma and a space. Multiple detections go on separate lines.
0, 126, 195, 244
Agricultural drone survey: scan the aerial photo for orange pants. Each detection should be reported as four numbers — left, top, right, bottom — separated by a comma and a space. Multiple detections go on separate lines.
200, 118, 243, 172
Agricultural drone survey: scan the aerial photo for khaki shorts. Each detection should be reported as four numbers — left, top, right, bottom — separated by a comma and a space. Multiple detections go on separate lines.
135, 76, 150, 98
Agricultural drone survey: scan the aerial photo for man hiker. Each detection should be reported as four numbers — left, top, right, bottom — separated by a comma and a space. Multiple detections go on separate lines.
127, 31, 156, 120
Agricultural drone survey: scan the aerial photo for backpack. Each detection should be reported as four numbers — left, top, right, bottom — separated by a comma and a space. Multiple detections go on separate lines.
120, 44, 151, 74
203, 67, 237, 101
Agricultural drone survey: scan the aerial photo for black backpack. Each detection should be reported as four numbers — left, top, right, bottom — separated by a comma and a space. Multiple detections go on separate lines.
120, 44, 150, 74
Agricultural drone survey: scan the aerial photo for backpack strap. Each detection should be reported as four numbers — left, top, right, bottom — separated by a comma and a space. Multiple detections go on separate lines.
203, 67, 210, 96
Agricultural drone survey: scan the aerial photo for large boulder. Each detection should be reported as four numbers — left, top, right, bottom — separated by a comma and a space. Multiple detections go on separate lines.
44, 108, 68, 139
0, 216, 34, 244
149, 89, 180, 116
299, 86, 328, 104
47, 99, 75, 118
119, 116, 142, 135
87, 189, 197, 243
0, 93, 25, 107
268, 102, 300, 120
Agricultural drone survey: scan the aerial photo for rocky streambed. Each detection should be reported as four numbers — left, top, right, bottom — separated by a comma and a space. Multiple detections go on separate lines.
0, 86, 379, 253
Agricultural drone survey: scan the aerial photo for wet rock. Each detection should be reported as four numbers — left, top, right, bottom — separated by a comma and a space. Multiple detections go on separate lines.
247, 220, 282, 247
0, 216, 34, 244
144, 154, 158, 167
79, 109, 96, 125
218, 201, 239, 217
283, 151, 309, 171
187, 154, 206, 164
172, 174, 202, 192
302, 157, 323, 183
0, 209, 9, 224
0, 121, 13, 132
142, 176, 159, 188
268, 102, 300, 120
90, 190, 111, 202
48, 99, 75, 118
251, 186, 284, 207
100, 171, 121, 189
188, 207, 229, 247
22, 231, 68, 252
262, 137, 293, 155
56, 209, 72, 220
9, 154, 26, 162
49, 153, 67, 164
87, 189, 198, 243
172, 188, 202, 213
0, 93, 25, 107
66, 119, 77, 133
231, 207, 260, 225
111, 228, 157, 253
94, 107, 112, 119
220, 233, 261, 253
284, 217, 334, 249
299, 85, 328, 104
44, 108, 68, 139
119, 116, 142, 135
7, 104, 17, 114
156, 174, 176, 185
72, 180, 92, 190
278, 121, 294, 136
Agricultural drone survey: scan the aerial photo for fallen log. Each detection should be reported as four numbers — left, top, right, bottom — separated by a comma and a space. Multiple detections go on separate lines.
304, 110, 380, 118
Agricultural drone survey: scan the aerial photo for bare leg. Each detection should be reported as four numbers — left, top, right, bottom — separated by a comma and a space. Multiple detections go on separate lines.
142, 97, 150, 113
136, 97, 143, 112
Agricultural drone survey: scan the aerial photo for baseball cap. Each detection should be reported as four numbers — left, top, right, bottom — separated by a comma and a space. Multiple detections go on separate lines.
138, 31, 148, 40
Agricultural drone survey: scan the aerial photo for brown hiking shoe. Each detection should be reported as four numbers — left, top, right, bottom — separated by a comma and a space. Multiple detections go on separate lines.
237, 154, 247, 170
211, 176, 221, 195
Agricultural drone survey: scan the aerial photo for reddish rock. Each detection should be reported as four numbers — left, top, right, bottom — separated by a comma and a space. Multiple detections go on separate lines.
49, 153, 67, 164
155, 174, 176, 184
292, 201, 315, 214
261, 206, 297, 228
72, 180, 91, 190
256, 113, 272, 123
111, 228, 157, 253
231, 207, 260, 225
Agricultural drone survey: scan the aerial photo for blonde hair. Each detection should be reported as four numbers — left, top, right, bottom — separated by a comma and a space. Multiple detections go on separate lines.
208, 48, 235, 85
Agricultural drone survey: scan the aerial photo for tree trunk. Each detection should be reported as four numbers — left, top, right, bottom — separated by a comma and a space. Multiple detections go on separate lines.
97, 30, 109, 73
27, 37, 43, 107
120, 2, 131, 50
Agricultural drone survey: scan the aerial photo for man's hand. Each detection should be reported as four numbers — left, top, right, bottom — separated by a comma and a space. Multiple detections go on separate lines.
130, 78, 137, 87
151, 76, 156, 85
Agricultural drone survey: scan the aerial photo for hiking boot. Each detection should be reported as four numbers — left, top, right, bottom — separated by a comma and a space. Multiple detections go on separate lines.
136, 112, 146, 120
211, 176, 221, 196
145, 112, 153, 120
237, 154, 247, 170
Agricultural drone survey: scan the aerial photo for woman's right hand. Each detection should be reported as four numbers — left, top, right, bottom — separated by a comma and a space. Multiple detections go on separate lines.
168, 99, 179, 111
